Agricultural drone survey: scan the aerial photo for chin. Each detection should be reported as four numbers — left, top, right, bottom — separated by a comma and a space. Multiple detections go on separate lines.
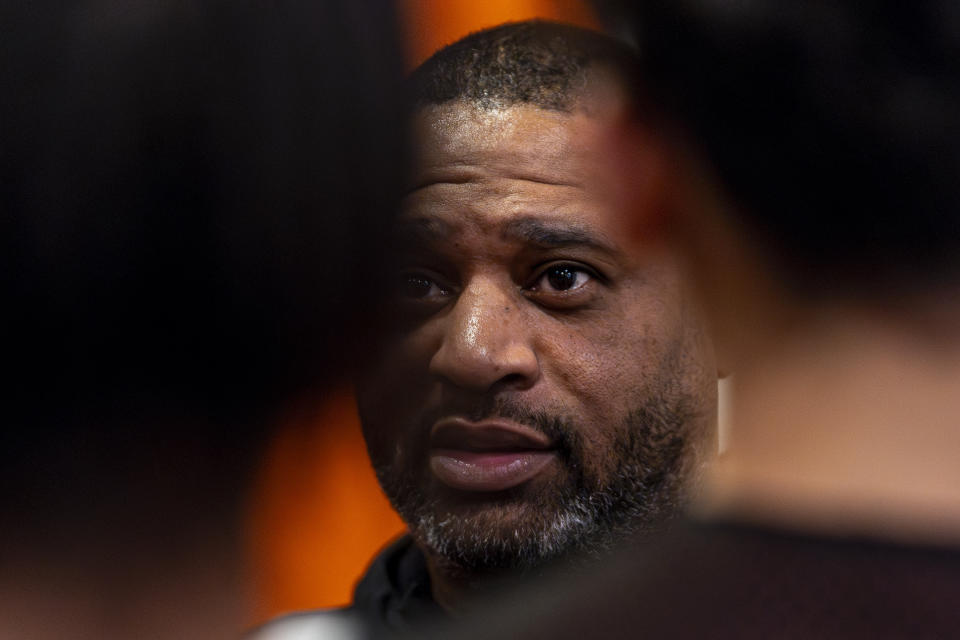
409, 490, 615, 573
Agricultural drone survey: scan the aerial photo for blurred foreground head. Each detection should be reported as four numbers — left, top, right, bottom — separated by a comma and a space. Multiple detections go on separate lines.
1, 0, 404, 637
597, 0, 960, 310
594, 1, 960, 532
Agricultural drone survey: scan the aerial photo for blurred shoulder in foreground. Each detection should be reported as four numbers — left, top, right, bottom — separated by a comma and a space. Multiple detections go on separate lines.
1, 1, 405, 638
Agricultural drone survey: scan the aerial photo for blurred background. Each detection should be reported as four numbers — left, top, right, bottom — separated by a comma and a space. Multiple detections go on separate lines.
245, 0, 600, 624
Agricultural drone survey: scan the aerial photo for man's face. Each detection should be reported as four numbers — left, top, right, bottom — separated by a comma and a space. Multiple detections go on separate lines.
358, 100, 717, 573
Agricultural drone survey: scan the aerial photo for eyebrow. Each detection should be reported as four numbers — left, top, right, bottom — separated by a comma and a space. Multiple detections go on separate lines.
394, 215, 620, 256
395, 217, 451, 245
502, 217, 618, 254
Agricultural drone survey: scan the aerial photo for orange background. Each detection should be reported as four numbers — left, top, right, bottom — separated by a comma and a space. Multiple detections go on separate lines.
247, 0, 598, 624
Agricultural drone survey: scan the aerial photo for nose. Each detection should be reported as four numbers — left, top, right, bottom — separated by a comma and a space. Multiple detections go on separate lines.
429, 277, 540, 392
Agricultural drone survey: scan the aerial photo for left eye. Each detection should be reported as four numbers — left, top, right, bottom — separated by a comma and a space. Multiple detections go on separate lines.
532, 264, 593, 292
398, 271, 449, 301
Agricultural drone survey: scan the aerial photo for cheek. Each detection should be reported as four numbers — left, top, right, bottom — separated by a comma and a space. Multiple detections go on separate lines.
356, 326, 439, 446
543, 319, 663, 395
538, 296, 683, 422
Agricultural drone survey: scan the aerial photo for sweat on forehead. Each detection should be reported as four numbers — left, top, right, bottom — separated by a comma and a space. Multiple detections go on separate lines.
407, 19, 638, 113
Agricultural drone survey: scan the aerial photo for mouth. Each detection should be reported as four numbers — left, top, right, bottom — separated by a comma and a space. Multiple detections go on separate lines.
428, 417, 558, 492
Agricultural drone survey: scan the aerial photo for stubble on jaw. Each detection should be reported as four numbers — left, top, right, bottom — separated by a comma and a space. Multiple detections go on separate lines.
369, 367, 704, 579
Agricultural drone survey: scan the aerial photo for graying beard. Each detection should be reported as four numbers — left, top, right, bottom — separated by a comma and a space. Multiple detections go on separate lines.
373, 395, 697, 574
417, 496, 597, 573
409, 459, 681, 574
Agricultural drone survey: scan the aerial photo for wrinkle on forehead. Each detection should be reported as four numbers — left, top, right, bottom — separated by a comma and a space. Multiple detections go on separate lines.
407, 165, 581, 194
396, 213, 621, 258
403, 99, 634, 248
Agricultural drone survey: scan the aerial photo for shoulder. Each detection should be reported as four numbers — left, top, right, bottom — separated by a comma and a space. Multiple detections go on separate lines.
249, 535, 422, 640
246, 608, 363, 640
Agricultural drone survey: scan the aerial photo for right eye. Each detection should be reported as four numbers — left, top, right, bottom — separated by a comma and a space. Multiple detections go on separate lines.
398, 271, 451, 302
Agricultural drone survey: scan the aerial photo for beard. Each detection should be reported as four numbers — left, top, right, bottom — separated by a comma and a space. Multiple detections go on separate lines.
369, 391, 701, 575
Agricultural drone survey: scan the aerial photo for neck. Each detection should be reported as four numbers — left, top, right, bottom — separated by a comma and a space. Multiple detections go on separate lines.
704, 305, 960, 545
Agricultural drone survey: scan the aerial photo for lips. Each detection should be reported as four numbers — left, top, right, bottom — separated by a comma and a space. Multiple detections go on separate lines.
428, 417, 557, 492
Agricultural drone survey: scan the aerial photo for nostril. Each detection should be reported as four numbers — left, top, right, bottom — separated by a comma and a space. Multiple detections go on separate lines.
499, 372, 528, 387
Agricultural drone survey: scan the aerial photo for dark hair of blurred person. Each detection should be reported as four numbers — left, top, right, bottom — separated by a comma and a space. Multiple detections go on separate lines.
595, 0, 960, 293
1, 1, 405, 638
445, 2, 960, 638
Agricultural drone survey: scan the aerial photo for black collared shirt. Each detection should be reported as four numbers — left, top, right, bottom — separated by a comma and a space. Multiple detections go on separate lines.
250, 536, 446, 640
351, 535, 446, 636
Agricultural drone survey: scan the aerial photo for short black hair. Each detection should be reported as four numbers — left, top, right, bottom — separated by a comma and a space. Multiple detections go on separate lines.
596, 0, 960, 293
409, 20, 639, 113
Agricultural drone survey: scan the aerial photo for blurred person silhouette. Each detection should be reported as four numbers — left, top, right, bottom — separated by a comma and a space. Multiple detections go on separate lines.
1, 1, 405, 638
438, 1, 960, 637
254, 20, 720, 639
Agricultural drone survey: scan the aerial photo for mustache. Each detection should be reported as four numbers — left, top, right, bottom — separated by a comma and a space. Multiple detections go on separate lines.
420, 396, 581, 459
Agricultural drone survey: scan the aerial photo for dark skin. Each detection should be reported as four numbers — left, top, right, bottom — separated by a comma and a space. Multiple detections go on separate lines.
358, 100, 718, 610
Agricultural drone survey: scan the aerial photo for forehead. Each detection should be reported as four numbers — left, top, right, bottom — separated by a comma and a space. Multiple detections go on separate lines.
404, 101, 629, 241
